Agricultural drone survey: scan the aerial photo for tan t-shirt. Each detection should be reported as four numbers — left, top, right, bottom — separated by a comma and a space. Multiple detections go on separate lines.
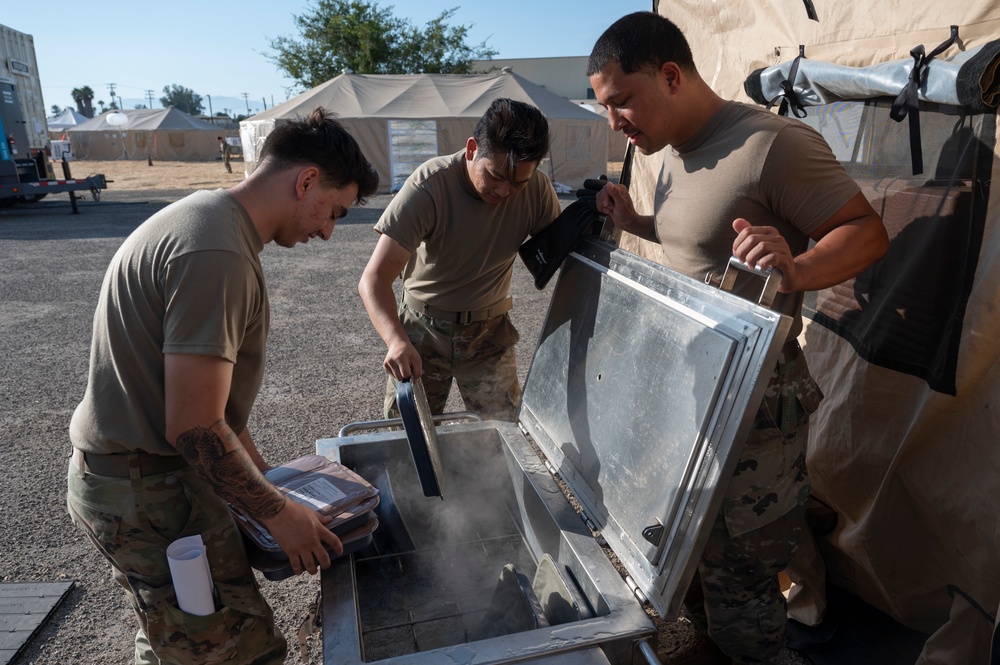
654, 101, 860, 338
70, 189, 268, 455
375, 150, 561, 311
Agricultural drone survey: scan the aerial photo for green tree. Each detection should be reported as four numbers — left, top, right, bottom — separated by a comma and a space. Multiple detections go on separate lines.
160, 84, 204, 115
50, 104, 63, 116
397, 8, 495, 74
267, 1, 496, 89
71, 86, 95, 118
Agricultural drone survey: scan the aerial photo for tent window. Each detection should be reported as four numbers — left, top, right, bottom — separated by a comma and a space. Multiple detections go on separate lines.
389, 120, 438, 192
168, 132, 185, 148
800, 100, 996, 394
134, 133, 147, 148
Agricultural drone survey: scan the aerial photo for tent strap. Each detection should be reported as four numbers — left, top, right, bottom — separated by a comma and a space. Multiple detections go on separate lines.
890, 25, 961, 175
768, 45, 808, 119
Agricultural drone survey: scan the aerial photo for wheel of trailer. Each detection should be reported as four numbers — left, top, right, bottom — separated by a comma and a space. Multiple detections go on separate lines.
20, 193, 47, 203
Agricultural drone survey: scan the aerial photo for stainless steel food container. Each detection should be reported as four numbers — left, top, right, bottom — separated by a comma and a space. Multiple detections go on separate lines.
316, 238, 790, 664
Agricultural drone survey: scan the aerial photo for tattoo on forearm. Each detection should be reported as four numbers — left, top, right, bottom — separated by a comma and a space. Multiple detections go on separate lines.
176, 425, 285, 519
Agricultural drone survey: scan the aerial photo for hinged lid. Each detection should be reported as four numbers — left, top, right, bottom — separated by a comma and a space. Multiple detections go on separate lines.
518, 238, 791, 620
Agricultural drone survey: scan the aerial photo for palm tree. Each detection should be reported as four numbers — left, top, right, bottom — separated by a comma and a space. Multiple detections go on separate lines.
71, 86, 95, 118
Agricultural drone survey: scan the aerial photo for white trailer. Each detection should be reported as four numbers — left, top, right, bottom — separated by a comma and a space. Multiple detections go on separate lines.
0, 23, 106, 208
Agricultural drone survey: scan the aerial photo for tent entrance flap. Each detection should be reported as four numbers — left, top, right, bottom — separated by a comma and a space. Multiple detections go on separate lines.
389, 120, 438, 192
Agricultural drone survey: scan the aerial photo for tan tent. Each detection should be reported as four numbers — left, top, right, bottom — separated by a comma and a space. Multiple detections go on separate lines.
66, 107, 222, 161
239, 70, 609, 193
614, 2, 1000, 662
573, 99, 631, 164
46, 108, 89, 138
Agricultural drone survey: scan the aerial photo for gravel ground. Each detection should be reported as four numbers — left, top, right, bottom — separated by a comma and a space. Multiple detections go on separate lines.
0, 161, 808, 665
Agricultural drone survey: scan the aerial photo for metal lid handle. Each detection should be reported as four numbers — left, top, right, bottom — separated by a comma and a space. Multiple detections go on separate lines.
718, 256, 783, 309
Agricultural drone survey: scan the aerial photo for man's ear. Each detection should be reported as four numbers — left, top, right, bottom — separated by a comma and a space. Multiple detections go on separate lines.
465, 137, 477, 161
660, 61, 681, 91
295, 165, 321, 199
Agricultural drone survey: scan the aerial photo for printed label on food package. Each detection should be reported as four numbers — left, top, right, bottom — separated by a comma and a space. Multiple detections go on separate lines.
286, 478, 349, 511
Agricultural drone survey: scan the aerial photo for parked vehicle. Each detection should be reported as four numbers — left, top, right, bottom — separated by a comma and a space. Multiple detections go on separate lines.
0, 23, 106, 208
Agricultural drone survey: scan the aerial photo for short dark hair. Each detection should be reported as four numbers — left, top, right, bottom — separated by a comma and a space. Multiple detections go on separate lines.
473, 98, 550, 180
258, 107, 379, 204
587, 12, 695, 77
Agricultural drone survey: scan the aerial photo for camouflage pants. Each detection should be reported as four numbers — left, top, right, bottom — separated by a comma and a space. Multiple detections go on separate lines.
682, 341, 820, 664
684, 504, 807, 664
66, 458, 286, 665
383, 303, 521, 420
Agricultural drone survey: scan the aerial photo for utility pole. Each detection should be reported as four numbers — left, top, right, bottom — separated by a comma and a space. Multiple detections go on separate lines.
207, 94, 213, 117
107, 83, 117, 109
146, 89, 155, 108
241, 93, 250, 115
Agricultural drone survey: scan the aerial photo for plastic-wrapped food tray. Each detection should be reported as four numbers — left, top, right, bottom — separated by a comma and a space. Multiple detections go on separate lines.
231, 454, 379, 571
247, 515, 379, 581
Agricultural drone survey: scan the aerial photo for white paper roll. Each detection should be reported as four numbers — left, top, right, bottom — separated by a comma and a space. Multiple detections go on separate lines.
166, 534, 216, 616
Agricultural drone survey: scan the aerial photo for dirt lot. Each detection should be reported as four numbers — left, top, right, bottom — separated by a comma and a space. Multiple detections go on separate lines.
0, 160, 807, 665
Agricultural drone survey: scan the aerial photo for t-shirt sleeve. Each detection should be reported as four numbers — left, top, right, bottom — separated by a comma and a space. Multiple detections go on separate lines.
373, 182, 437, 253
759, 122, 861, 236
161, 250, 261, 363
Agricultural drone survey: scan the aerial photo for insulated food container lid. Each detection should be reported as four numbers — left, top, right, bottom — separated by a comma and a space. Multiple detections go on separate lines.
518, 238, 791, 620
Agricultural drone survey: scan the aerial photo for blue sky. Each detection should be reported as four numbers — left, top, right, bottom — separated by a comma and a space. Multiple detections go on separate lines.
4, 0, 651, 117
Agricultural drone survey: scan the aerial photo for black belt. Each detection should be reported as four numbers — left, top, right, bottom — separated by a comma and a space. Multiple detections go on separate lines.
403, 291, 512, 324
72, 448, 188, 478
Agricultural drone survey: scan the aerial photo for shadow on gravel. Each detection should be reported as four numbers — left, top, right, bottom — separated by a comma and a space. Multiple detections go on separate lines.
0, 201, 161, 241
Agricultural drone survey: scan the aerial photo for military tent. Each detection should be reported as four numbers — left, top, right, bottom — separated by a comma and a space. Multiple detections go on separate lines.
613, 1, 1000, 662
46, 108, 89, 137
239, 69, 609, 193
66, 107, 221, 161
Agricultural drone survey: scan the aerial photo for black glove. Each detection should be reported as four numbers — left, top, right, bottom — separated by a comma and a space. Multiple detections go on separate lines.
575, 175, 609, 201
518, 196, 602, 290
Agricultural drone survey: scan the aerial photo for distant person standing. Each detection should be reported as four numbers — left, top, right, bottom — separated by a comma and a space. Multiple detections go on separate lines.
218, 135, 232, 173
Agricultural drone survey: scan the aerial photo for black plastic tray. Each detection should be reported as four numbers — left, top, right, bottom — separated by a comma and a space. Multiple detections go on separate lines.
396, 377, 445, 498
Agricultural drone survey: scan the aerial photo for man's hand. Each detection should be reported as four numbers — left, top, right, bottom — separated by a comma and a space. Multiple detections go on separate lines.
732, 191, 889, 294
384, 338, 422, 380
260, 497, 344, 576
731, 218, 798, 292
594, 182, 656, 241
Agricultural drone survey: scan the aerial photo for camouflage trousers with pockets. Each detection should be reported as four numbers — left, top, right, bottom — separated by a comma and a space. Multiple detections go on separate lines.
682, 340, 822, 664
67, 457, 287, 665
383, 302, 521, 421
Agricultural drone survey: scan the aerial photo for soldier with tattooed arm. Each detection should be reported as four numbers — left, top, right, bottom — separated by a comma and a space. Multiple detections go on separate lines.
67, 108, 378, 665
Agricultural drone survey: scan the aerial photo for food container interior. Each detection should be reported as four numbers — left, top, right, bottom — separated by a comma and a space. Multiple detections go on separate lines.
317, 421, 654, 664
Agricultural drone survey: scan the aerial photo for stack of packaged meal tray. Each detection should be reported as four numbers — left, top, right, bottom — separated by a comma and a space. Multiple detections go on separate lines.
231, 455, 380, 580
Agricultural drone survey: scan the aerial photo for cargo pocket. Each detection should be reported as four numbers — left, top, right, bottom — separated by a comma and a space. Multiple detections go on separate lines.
140, 577, 283, 664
